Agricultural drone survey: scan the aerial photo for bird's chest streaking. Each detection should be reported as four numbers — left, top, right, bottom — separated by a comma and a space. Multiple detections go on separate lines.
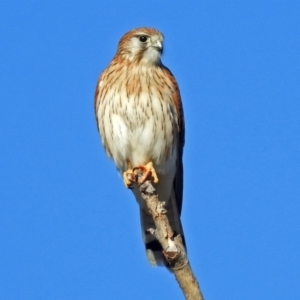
97, 66, 179, 173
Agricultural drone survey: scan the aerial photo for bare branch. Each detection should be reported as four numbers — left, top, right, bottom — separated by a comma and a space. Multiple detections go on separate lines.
136, 172, 204, 300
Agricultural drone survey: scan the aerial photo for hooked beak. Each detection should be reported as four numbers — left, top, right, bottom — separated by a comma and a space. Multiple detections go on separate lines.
151, 39, 163, 53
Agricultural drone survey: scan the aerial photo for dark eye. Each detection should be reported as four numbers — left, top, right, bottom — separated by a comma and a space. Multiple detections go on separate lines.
139, 35, 148, 42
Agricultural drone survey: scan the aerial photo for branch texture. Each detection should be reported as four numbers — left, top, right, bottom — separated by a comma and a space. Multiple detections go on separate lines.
136, 172, 204, 300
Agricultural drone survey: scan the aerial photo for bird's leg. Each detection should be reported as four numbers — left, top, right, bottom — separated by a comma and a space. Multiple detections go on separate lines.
123, 161, 136, 189
133, 161, 159, 185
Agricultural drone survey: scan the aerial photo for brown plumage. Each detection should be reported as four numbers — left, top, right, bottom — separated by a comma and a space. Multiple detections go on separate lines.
95, 27, 185, 265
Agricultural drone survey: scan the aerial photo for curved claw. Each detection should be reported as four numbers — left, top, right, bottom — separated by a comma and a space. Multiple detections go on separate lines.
133, 162, 159, 185
123, 169, 136, 189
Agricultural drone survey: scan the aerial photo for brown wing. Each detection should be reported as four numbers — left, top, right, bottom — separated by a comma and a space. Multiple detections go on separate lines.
163, 67, 185, 216
174, 92, 185, 217
94, 72, 104, 132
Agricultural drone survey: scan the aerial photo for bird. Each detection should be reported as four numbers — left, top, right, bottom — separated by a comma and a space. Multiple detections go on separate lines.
94, 27, 185, 266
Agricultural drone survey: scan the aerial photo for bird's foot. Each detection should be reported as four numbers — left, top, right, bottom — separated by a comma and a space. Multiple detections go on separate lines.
123, 169, 136, 189
133, 162, 159, 185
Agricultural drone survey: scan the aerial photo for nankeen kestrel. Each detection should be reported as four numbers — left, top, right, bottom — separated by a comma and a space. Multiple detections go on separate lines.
94, 27, 185, 266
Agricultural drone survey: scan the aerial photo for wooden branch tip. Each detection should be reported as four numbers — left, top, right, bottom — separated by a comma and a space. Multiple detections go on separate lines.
136, 172, 204, 300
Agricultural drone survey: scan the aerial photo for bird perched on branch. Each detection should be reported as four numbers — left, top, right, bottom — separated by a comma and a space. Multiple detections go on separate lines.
94, 27, 185, 266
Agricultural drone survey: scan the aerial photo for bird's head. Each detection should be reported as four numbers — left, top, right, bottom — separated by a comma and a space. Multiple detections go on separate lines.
116, 27, 164, 65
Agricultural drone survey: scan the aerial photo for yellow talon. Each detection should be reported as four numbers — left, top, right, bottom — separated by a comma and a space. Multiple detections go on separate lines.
122, 161, 136, 189
134, 161, 159, 185
123, 161, 159, 188
123, 169, 136, 189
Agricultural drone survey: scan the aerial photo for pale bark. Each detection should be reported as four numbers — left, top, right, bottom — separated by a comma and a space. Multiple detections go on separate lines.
136, 172, 204, 300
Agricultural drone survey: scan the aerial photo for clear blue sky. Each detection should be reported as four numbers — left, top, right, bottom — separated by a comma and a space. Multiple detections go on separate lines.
1, 1, 299, 299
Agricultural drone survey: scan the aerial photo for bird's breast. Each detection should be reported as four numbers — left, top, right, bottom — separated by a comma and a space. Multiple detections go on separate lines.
98, 70, 179, 173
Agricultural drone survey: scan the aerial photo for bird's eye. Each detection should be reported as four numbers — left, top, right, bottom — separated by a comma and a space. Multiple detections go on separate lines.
139, 36, 148, 43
